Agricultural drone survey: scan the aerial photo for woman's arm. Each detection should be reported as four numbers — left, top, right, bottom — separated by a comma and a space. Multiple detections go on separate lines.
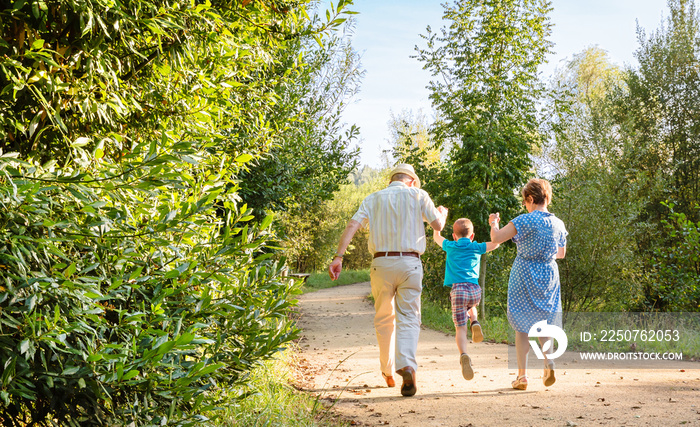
490, 222, 517, 244
489, 212, 517, 244
556, 246, 566, 259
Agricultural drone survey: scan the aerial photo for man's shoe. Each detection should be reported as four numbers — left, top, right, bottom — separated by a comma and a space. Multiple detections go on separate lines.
395, 366, 417, 396
460, 353, 474, 380
382, 372, 395, 387
471, 321, 483, 343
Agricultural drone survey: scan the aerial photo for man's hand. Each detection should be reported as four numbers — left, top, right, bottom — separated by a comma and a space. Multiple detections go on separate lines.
431, 205, 448, 231
328, 257, 342, 280
329, 220, 361, 280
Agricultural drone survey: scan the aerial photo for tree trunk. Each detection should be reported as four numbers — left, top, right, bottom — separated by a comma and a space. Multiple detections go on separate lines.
478, 254, 487, 319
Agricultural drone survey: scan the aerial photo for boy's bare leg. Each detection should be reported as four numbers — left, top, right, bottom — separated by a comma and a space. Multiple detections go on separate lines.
456, 324, 469, 354
468, 306, 478, 322
456, 324, 474, 380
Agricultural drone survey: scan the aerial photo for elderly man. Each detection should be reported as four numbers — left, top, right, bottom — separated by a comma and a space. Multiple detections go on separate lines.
328, 163, 447, 397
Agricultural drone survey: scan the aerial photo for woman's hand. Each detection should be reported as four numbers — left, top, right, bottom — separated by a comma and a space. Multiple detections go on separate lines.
489, 214, 516, 244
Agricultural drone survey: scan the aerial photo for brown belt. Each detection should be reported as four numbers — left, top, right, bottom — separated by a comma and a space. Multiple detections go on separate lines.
373, 251, 420, 259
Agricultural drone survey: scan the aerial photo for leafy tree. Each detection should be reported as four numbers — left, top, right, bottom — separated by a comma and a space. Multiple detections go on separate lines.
609, 0, 700, 310
237, 27, 363, 216
415, 0, 554, 235
413, 0, 553, 316
385, 109, 442, 167
618, 0, 700, 220
545, 47, 643, 311
0, 0, 356, 424
1, 0, 325, 163
544, 47, 624, 172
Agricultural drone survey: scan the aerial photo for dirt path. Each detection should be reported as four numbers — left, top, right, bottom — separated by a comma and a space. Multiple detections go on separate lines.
294, 282, 700, 427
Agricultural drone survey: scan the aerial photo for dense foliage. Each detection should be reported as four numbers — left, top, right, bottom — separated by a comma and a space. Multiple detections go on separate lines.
614, 0, 700, 310
546, 0, 700, 311
282, 167, 382, 273
653, 203, 700, 310
400, 0, 554, 311
237, 30, 363, 216
545, 47, 643, 312
415, 0, 553, 238
0, 0, 359, 425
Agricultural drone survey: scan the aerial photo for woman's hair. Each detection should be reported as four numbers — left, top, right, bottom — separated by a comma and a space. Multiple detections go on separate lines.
522, 178, 552, 206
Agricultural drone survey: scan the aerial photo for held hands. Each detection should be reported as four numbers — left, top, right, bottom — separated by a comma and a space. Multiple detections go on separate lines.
437, 205, 449, 230
489, 212, 501, 228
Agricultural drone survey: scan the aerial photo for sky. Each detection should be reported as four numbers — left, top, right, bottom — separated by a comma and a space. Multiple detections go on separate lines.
337, 0, 672, 168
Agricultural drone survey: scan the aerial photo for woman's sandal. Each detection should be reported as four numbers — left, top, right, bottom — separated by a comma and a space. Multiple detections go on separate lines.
543, 361, 556, 387
512, 375, 528, 390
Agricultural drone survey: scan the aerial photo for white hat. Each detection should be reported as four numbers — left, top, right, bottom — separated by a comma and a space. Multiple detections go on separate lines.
390, 163, 421, 189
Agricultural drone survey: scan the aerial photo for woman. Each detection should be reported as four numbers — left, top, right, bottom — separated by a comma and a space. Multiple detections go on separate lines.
489, 178, 567, 390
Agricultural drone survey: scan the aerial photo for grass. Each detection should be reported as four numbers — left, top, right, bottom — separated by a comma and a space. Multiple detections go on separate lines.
421, 298, 513, 344
562, 312, 700, 359
302, 269, 370, 293
211, 346, 350, 427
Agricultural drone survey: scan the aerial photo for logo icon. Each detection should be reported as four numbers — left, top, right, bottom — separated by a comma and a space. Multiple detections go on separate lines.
528, 320, 568, 360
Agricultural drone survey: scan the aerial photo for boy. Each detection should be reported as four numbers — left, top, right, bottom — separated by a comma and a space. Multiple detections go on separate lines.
433, 215, 500, 380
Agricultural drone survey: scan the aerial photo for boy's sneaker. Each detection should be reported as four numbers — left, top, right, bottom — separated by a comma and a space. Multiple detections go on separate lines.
460, 353, 474, 380
543, 361, 556, 387
471, 320, 483, 343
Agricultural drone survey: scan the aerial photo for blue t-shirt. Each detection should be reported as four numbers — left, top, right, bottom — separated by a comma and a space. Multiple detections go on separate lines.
441, 238, 487, 287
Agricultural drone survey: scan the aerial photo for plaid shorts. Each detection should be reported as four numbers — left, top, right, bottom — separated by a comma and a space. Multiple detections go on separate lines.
450, 282, 481, 327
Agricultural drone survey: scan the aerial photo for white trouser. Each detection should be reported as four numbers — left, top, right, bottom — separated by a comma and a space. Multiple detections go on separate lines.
370, 256, 423, 376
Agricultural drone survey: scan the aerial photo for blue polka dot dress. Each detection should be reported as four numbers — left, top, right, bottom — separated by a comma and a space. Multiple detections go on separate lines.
507, 210, 568, 333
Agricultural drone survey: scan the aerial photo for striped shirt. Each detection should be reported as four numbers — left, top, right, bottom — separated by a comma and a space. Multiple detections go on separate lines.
351, 181, 440, 255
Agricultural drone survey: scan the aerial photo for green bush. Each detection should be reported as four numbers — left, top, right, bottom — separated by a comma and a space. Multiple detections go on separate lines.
652, 203, 700, 311
420, 235, 452, 310
281, 172, 384, 274
483, 244, 516, 318
0, 152, 300, 426
0, 0, 356, 424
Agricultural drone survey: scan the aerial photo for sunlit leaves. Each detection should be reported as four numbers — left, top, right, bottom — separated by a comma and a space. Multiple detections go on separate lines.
0, 0, 358, 425
653, 202, 700, 311
415, 0, 553, 238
